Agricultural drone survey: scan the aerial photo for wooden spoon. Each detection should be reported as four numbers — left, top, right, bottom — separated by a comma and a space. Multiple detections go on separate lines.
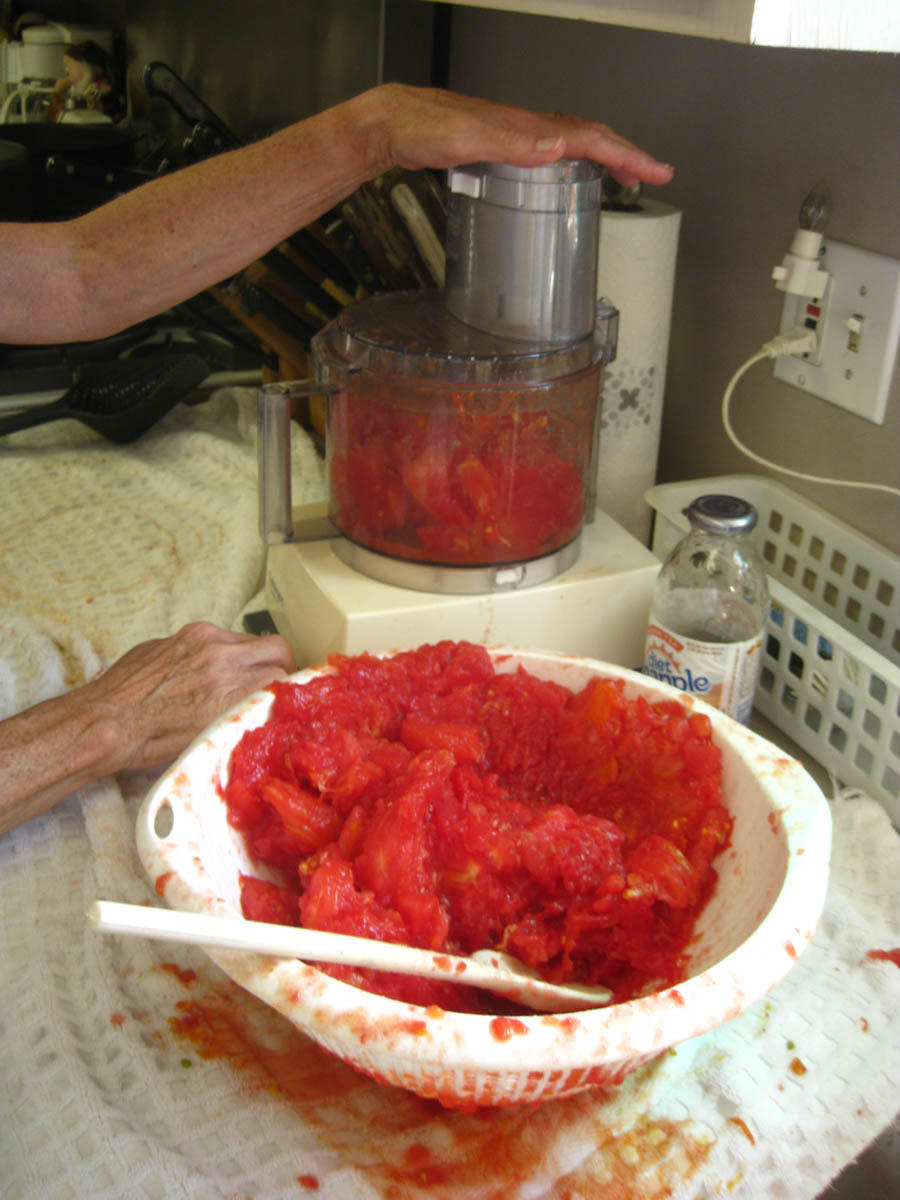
87, 900, 612, 1013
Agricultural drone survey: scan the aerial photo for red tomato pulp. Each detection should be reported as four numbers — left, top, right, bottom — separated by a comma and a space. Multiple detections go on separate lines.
224, 643, 731, 1012
327, 385, 592, 564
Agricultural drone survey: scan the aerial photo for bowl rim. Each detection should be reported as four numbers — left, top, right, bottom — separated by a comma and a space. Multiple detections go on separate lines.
136, 647, 832, 1073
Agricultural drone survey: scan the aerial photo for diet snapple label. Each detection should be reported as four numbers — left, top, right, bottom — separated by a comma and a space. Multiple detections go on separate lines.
643, 622, 763, 725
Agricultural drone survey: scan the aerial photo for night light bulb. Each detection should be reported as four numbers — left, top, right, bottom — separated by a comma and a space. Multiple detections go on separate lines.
771, 183, 833, 299
798, 180, 832, 234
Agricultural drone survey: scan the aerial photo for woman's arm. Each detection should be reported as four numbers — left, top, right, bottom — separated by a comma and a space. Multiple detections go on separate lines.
0, 83, 671, 345
0, 623, 295, 836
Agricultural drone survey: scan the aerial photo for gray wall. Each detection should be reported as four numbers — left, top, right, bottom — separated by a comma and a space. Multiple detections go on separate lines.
447, 10, 900, 554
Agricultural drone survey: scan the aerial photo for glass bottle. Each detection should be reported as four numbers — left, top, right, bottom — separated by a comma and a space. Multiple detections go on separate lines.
643, 495, 769, 724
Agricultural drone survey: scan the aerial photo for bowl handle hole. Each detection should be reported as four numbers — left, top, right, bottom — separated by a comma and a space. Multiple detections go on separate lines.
153, 800, 174, 838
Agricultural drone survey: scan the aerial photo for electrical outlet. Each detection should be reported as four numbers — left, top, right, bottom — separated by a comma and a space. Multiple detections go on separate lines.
773, 238, 900, 424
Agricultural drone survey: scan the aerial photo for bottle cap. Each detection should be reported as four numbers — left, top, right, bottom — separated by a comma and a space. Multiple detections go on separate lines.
686, 494, 758, 536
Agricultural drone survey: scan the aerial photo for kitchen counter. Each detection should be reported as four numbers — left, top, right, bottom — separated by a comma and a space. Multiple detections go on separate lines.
0, 398, 897, 1198
3, 707, 897, 1200
748, 713, 900, 1200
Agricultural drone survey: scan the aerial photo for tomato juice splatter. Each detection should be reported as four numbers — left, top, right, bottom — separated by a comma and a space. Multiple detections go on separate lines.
154, 870, 175, 897
727, 1116, 756, 1145
867, 948, 900, 969
489, 1017, 529, 1042
161, 962, 198, 987
160, 964, 712, 1199
223, 641, 731, 1012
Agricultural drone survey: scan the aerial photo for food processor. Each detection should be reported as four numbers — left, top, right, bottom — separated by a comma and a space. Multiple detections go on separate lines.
259, 161, 660, 667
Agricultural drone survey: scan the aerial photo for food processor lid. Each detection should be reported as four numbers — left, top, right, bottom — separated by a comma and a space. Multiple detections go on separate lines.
312, 291, 610, 385
448, 159, 604, 213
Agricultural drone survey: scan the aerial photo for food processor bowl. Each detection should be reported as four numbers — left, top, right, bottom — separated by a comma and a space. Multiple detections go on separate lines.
309, 291, 615, 585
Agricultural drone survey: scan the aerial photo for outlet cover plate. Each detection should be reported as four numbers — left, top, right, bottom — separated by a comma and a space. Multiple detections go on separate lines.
774, 238, 900, 424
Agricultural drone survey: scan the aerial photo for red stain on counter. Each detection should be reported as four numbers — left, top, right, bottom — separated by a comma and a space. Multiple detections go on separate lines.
867, 947, 900, 969
161, 963, 198, 986
728, 1116, 756, 1145
155, 964, 713, 1199
384, 1142, 453, 1189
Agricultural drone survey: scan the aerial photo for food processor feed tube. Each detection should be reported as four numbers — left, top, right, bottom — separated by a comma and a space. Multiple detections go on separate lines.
445, 160, 604, 345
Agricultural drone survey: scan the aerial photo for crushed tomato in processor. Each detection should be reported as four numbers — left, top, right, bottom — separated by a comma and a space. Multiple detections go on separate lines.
329, 390, 589, 563
223, 642, 731, 1011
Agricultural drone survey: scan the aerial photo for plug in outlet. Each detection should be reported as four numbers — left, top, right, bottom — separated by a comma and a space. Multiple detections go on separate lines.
773, 239, 900, 424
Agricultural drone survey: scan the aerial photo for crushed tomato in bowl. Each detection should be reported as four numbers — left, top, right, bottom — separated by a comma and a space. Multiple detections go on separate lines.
223, 642, 731, 1012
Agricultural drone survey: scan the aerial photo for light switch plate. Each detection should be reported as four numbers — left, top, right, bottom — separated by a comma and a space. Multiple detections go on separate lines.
774, 238, 900, 424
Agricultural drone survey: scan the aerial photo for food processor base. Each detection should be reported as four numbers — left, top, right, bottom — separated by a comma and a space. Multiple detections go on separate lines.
264, 507, 660, 669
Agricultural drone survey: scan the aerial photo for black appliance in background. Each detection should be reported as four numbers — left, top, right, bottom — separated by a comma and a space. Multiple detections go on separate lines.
0, 136, 29, 217
0, 62, 271, 398
0, 20, 137, 220
0, 294, 267, 400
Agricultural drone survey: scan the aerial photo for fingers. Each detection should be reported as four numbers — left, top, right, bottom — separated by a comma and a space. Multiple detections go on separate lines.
531, 113, 673, 186
164, 621, 296, 672
158, 623, 297, 704
380, 86, 672, 188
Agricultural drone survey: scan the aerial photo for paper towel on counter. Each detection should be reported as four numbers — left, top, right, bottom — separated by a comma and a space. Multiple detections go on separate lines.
596, 199, 681, 543
2, 781, 897, 1200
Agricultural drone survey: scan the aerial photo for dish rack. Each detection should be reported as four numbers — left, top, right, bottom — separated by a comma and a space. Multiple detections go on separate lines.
646, 475, 900, 827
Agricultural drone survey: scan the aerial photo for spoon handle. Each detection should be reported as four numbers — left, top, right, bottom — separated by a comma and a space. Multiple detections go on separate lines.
87, 900, 611, 1012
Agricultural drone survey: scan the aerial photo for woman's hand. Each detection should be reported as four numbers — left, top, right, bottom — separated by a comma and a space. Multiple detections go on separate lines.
0, 622, 295, 835
366, 83, 673, 188
89, 621, 296, 772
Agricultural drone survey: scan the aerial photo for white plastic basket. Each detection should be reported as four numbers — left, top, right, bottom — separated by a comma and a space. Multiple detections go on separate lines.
646, 475, 900, 828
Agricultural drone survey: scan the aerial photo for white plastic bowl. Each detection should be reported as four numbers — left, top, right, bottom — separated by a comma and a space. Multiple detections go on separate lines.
136, 649, 832, 1108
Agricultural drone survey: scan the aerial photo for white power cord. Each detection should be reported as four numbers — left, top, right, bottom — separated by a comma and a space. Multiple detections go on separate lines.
721, 326, 900, 498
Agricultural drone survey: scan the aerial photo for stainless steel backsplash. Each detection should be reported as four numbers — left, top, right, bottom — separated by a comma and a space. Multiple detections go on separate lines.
59, 0, 385, 149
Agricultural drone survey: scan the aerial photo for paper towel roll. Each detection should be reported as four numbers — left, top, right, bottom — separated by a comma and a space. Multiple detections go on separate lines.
595, 199, 681, 543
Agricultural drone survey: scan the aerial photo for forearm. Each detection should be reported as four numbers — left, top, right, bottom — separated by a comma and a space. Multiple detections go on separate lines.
0, 624, 295, 836
0, 692, 121, 835
6, 88, 384, 345
73, 91, 381, 332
